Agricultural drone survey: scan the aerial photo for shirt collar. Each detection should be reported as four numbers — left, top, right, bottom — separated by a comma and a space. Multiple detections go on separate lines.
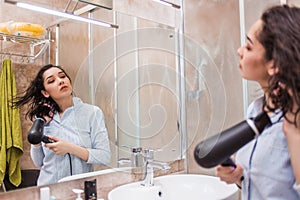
52, 97, 83, 122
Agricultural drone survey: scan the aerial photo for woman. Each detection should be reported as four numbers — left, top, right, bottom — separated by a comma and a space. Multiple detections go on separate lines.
13, 64, 111, 186
264, 4, 300, 195
216, 5, 300, 199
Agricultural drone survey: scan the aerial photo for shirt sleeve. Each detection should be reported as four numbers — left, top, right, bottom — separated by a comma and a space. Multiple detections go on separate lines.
86, 107, 111, 165
30, 144, 45, 167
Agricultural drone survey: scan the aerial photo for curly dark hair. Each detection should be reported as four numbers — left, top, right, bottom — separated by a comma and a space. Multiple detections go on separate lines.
12, 64, 72, 121
259, 5, 300, 125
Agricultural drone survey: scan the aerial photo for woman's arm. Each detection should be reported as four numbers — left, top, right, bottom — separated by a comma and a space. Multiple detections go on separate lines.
30, 144, 45, 167
86, 108, 111, 165
45, 136, 89, 161
283, 114, 300, 197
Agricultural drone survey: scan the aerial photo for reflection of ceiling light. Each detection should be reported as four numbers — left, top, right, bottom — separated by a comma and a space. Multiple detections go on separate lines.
4, 0, 118, 28
153, 0, 181, 9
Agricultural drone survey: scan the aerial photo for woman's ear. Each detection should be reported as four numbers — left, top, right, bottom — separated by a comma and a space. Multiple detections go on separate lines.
41, 90, 50, 98
266, 60, 278, 76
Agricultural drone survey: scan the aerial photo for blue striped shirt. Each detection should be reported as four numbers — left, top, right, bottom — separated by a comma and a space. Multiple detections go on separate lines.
30, 97, 111, 186
236, 97, 300, 199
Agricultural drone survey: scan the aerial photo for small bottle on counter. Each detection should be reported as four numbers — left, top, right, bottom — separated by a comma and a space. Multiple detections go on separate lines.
72, 189, 84, 200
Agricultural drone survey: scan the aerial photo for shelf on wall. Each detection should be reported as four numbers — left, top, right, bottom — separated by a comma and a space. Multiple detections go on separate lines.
0, 32, 50, 62
0, 32, 46, 44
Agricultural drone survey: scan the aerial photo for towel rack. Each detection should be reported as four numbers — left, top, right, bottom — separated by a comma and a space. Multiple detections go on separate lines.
0, 32, 50, 63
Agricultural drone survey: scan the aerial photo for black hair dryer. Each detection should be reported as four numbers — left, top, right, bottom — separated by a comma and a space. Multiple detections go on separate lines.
194, 111, 271, 168
27, 117, 54, 144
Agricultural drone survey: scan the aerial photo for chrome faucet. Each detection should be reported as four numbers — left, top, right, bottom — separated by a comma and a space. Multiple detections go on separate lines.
118, 146, 144, 167
141, 149, 170, 187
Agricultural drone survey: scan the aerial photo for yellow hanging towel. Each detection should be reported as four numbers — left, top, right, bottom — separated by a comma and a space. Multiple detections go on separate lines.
0, 59, 23, 187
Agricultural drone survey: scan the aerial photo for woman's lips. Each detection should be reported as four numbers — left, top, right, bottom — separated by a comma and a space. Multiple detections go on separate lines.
60, 86, 68, 91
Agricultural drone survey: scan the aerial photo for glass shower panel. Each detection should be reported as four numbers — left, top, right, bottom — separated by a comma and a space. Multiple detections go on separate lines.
137, 24, 180, 162
184, 0, 242, 173
115, 13, 140, 161
115, 12, 181, 162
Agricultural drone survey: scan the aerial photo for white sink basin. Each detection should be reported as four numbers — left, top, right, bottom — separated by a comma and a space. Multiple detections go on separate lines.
108, 174, 239, 200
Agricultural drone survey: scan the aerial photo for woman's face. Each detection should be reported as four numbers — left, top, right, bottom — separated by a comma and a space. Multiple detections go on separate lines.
41, 67, 73, 101
237, 19, 273, 87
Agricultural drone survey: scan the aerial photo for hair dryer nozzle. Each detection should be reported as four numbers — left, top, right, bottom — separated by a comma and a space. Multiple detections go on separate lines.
253, 111, 271, 133
27, 117, 45, 144
194, 111, 271, 168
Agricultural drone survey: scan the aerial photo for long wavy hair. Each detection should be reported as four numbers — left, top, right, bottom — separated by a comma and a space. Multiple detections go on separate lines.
12, 64, 72, 120
259, 5, 300, 125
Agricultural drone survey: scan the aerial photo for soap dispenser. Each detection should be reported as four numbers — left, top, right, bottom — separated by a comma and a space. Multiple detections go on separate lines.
72, 189, 84, 200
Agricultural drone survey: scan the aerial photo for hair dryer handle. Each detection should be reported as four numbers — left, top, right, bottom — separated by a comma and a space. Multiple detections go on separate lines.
42, 135, 55, 143
221, 158, 236, 167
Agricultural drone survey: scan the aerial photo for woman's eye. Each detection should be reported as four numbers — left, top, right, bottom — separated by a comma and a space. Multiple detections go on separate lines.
47, 80, 54, 84
245, 44, 251, 50
59, 74, 66, 79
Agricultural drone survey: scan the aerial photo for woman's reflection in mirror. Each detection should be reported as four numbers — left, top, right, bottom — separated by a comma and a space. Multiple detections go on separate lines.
12, 64, 111, 186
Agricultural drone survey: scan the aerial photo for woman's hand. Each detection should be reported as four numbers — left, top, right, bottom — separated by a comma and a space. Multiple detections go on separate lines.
44, 135, 89, 161
216, 164, 244, 186
282, 111, 300, 137
283, 111, 300, 185
44, 136, 72, 155
280, 83, 300, 138
277, 83, 300, 184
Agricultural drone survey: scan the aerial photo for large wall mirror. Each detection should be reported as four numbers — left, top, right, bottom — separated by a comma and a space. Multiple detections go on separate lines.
0, 0, 183, 192
59, 3, 184, 170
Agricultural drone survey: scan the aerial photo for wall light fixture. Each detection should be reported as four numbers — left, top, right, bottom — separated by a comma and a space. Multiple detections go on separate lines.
4, 0, 118, 28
